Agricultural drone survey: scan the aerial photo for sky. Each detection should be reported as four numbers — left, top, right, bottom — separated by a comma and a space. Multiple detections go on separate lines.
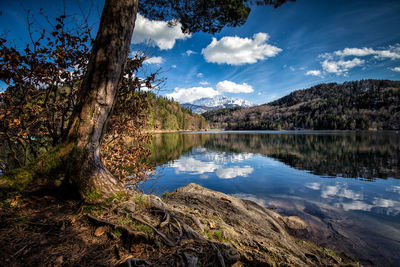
1, 0, 400, 105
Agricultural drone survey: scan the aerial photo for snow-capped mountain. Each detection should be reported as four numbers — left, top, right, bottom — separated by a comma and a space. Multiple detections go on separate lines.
182, 96, 253, 114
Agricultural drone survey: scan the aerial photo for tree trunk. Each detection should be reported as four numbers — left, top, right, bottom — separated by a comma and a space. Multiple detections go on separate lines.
66, 0, 139, 198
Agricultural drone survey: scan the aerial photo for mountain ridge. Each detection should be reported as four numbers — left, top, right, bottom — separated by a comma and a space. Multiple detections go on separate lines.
181, 95, 253, 114
203, 79, 400, 130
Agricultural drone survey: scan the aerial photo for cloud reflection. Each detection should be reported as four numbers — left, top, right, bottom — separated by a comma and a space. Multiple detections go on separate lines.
204, 151, 254, 164
170, 151, 254, 179
321, 184, 363, 200
306, 182, 400, 215
216, 166, 254, 179
171, 157, 217, 174
305, 182, 321, 190
233, 193, 268, 207
388, 185, 400, 194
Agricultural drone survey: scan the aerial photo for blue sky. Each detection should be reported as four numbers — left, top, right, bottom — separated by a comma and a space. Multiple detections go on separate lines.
1, 0, 400, 104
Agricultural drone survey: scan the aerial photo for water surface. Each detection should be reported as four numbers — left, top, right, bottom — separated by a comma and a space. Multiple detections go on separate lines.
142, 131, 400, 265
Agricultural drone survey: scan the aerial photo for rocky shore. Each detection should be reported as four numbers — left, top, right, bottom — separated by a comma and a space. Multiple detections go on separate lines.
0, 183, 359, 266
157, 183, 358, 266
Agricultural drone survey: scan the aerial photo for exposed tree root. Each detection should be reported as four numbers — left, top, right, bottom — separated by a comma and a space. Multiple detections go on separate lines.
86, 214, 149, 244
84, 198, 239, 266
1, 183, 360, 266
130, 215, 175, 247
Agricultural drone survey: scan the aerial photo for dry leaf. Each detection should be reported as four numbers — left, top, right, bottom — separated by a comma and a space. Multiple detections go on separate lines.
94, 226, 107, 237
209, 221, 216, 229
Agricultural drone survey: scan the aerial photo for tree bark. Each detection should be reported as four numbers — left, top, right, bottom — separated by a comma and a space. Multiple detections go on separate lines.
66, 0, 139, 198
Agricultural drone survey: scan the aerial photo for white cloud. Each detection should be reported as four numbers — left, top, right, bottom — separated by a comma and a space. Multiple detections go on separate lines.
185, 50, 196, 56
216, 80, 254, 93
133, 13, 190, 50
334, 45, 400, 60
306, 70, 322, 77
322, 58, 364, 75
216, 166, 254, 179
196, 73, 204, 78
143, 56, 164, 64
335, 47, 376, 57
171, 64, 177, 69
199, 81, 209, 85
202, 32, 282, 65
166, 86, 220, 103
314, 44, 400, 76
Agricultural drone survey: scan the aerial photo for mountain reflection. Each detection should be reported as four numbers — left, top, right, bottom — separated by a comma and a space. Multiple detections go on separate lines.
150, 131, 400, 180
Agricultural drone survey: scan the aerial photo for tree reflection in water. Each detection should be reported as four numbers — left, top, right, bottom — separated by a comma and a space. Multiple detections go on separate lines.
149, 131, 400, 180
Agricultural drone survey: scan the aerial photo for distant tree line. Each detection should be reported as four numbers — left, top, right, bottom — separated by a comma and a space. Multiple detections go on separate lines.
203, 80, 400, 130
145, 92, 208, 131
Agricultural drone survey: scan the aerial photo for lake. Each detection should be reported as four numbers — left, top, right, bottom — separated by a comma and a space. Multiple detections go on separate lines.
141, 131, 400, 266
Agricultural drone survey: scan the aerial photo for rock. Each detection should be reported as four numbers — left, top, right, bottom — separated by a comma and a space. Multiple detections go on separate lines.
123, 203, 136, 213
163, 183, 358, 266
284, 216, 308, 230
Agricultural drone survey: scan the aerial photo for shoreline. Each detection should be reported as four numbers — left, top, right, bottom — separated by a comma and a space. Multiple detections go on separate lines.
143, 129, 210, 134
157, 183, 360, 266
144, 129, 398, 134
0, 181, 360, 266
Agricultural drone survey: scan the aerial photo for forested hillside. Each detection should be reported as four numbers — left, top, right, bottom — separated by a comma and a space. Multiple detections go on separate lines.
145, 92, 208, 131
203, 80, 400, 130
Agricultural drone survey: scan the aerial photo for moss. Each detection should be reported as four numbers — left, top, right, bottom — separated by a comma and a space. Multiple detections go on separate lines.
214, 231, 223, 241
204, 227, 212, 239
2, 168, 35, 190
105, 191, 127, 203
267, 251, 281, 263
1, 143, 75, 192
133, 193, 148, 207
118, 217, 132, 225
295, 238, 359, 266
132, 222, 154, 235
81, 204, 104, 215
161, 192, 170, 199
113, 229, 122, 237
83, 187, 103, 203
320, 247, 359, 266
1, 198, 13, 210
